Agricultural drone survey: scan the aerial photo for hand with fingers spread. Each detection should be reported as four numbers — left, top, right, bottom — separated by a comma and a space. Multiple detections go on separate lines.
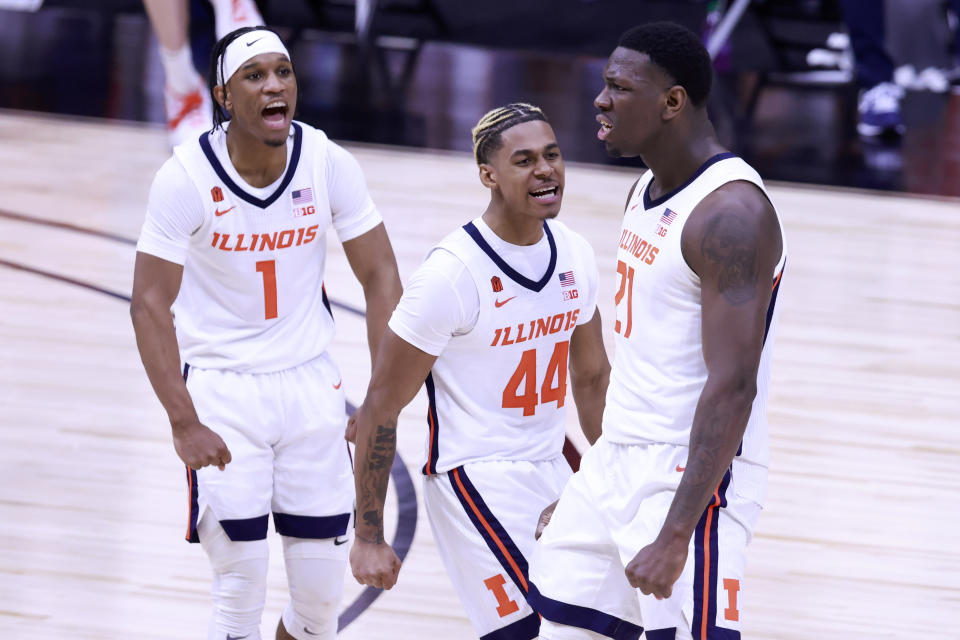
535, 499, 559, 540
624, 533, 688, 600
350, 536, 402, 590
172, 419, 232, 471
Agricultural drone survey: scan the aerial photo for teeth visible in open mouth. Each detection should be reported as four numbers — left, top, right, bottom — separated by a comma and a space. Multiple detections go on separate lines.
531, 186, 558, 199
263, 101, 288, 117
601, 122, 612, 130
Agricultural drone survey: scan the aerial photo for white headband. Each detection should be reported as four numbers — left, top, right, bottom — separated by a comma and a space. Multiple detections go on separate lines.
217, 30, 290, 86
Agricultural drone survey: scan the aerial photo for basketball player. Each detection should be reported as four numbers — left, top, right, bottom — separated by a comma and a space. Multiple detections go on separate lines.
130, 27, 402, 640
348, 104, 610, 639
529, 22, 787, 640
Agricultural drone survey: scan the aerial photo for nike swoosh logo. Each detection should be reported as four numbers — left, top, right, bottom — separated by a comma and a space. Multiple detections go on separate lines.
675, 465, 686, 472
214, 206, 235, 217
226, 635, 249, 640
246, 37, 264, 47
333, 536, 348, 545
494, 296, 516, 308
333, 380, 342, 390
304, 627, 320, 636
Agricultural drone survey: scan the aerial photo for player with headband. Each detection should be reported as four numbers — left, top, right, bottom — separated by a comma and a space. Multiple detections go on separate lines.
131, 26, 402, 640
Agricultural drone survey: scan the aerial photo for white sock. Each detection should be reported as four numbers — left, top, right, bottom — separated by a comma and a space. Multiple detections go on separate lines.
209, 0, 264, 40
159, 44, 201, 95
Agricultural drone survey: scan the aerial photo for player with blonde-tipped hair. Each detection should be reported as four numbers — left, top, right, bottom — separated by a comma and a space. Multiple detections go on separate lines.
349, 103, 610, 639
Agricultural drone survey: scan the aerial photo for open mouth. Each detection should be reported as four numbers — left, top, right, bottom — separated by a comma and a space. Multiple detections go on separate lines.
597, 115, 613, 140
530, 185, 560, 203
262, 101, 289, 128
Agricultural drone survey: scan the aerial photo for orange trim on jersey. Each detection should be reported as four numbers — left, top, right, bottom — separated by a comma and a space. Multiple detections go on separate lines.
771, 268, 783, 292
425, 406, 436, 476
185, 468, 195, 541
451, 468, 529, 592
700, 488, 721, 638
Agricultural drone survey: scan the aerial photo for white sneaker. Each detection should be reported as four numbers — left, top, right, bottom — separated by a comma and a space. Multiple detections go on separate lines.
215, 0, 264, 40
857, 82, 905, 137
164, 82, 213, 147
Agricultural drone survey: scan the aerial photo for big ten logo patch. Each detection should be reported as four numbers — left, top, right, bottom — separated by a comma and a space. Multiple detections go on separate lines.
293, 205, 315, 218
655, 224, 668, 237
562, 289, 579, 301
483, 574, 519, 618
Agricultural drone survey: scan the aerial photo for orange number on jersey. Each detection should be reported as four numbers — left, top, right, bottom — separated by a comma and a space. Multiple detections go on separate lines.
502, 341, 569, 416
502, 349, 538, 416
540, 340, 569, 407
255, 260, 278, 319
614, 259, 635, 338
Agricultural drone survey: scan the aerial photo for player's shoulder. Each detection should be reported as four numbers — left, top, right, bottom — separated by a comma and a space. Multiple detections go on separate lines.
690, 178, 776, 235
549, 219, 596, 259
151, 153, 196, 193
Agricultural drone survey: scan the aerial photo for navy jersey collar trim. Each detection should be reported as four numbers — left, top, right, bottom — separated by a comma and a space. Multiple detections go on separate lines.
199, 122, 303, 209
643, 152, 736, 210
462, 220, 557, 292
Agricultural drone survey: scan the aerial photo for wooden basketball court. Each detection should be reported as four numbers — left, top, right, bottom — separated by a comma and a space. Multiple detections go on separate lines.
0, 110, 957, 639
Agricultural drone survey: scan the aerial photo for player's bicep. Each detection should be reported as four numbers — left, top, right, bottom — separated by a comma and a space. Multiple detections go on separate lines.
132, 251, 184, 310
367, 328, 438, 410
686, 203, 777, 379
342, 223, 400, 288
568, 309, 609, 384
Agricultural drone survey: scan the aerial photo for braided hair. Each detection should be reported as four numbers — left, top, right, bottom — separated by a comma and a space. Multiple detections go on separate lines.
207, 25, 281, 131
471, 103, 548, 165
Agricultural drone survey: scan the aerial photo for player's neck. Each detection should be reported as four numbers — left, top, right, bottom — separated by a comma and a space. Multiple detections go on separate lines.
225, 125, 288, 188
642, 121, 726, 201
481, 207, 544, 246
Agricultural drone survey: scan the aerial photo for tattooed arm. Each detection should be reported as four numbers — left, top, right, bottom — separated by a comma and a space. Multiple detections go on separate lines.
624, 181, 782, 599
350, 328, 438, 590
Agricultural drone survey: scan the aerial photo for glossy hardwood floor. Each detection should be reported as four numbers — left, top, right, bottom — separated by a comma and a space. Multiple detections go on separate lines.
0, 110, 957, 639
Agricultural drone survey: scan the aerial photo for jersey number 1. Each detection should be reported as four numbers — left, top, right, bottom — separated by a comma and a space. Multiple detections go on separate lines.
256, 260, 278, 320
502, 341, 569, 416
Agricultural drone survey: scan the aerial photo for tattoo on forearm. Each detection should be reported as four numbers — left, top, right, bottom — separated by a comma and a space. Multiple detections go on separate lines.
700, 213, 758, 305
356, 419, 397, 545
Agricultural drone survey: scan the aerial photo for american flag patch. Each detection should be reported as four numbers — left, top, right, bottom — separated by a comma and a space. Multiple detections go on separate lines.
558, 271, 576, 287
660, 208, 679, 226
291, 188, 313, 205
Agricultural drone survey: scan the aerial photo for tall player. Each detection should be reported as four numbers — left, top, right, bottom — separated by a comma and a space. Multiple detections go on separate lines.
529, 22, 787, 640
349, 104, 610, 639
130, 27, 402, 640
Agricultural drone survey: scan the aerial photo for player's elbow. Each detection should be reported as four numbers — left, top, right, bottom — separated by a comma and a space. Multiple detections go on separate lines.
719, 372, 758, 410
571, 359, 611, 396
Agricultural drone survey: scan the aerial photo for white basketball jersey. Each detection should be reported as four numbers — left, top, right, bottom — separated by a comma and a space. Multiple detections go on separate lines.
602, 153, 786, 467
423, 219, 596, 474
171, 123, 337, 372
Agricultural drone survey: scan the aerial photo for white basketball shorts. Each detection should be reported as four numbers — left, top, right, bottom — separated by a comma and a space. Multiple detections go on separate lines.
423, 456, 572, 639
529, 436, 766, 640
182, 352, 354, 543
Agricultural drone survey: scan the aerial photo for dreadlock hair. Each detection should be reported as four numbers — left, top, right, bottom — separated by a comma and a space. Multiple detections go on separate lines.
617, 22, 713, 107
471, 103, 548, 165
208, 25, 281, 131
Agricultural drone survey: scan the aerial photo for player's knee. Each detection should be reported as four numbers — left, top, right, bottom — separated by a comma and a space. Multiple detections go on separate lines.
282, 538, 347, 639
200, 513, 270, 635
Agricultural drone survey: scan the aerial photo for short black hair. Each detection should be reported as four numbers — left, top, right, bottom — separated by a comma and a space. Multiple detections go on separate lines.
617, 21, 712, 107
208, 25, 285, 131
472, 103, 549, 165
